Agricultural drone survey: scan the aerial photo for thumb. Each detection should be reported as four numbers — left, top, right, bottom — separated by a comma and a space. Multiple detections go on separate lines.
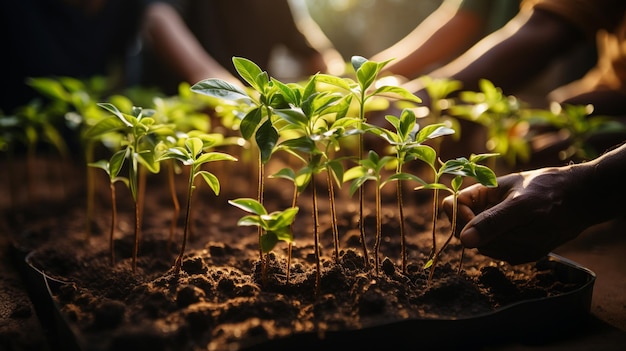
459, 199, 523, 248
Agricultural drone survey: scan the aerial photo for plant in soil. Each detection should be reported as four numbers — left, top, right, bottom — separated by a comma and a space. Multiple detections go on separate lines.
416, 153, 498, 284
364, 107, 454, 273
157, 136, 237, 274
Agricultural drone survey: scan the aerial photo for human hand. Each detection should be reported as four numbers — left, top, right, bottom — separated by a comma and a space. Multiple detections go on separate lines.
442, 165, 594, 264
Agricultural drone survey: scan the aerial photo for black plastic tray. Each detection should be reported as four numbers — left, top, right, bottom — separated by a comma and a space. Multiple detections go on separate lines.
20, 251, 596, 351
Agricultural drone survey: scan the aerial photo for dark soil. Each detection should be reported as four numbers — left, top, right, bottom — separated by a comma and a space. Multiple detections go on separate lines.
5, 156, 592, 351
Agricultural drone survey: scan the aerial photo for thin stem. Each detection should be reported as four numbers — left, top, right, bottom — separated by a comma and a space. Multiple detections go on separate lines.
326, 168, 340, 262
358, 99, 369, 268
132, 199, 140, 273
109, 182, 117, 266
168, 161, 180, 252
397, 180, 407, 274
287, 188, 299, 285
428, 192, 458, 284
430, 187, 440, 260
312, 172, 321, 296
374, 182, 382, 276
85, 140, 96, 238
257, 155, 264, 263
174, 167, 195, 275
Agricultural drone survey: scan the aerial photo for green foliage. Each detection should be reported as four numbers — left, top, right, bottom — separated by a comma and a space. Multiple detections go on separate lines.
229, 198, 299, 253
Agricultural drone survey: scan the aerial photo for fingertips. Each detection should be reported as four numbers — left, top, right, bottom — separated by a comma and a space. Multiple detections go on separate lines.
460, 227, 481, 248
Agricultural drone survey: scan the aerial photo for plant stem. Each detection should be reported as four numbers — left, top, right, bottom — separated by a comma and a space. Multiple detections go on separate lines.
175, 167, 195, 275
257, 154, 265, 266
109, 182, 117, 266
311, 172, 321, 296
326, 167, 340, 263
85, 141, 95, 238
397, 180, 407, 274
132, 200, 140, 273
430, 187, 439, 261
168, 161, 180, 253
374, 182, 382, 276
428, 192, 458, 285
358, 118, 369, 268
287, 188, 299, 285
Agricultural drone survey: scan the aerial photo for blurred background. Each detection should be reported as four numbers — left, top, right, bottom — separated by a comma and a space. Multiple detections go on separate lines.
294, 0, 442, 58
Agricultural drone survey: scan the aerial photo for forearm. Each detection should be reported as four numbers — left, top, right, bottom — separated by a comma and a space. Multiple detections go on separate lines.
373, 4, 484, 79
582, 142, 626, 223
428, 9, 583, 93
142, 2, 238, 84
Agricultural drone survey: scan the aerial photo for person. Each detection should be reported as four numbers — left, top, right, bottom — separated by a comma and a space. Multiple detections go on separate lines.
371, 0, 520, 81
139, 0, 346, 95
442, 141, 626, 265
404, 0, 626, 116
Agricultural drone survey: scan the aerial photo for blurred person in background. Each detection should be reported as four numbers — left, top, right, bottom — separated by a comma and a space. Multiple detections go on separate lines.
371, 0, 520, 80
139, 0, 345, 95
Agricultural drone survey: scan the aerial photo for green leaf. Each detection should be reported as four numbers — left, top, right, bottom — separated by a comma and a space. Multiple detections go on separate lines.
197, 171, 220, 195
351, 56, 368, 72
260, 232, 279, 253
407, 145, 437, 167
237, 215, 264, 227
256, 119, 278, 164
268, 207, 299, 231
229, 198, 267, 216
83, 116, 127, 139
97, 103, 133, 127
315, 74, 352, 91
191, 78, 251, 103
372, 86, 422, 103
270, 167, 296, 181
109, 149, 127, 178
185, 137, 204, 158
233, 57, 265, 92
473, 164, 498, 187
356, 60, 379, 92
195, 152, 237, 165
240, 107, 263, 140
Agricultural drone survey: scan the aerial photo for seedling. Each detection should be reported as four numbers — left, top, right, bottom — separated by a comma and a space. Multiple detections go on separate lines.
416, 153, 498, 284
269, 168, 308, 284
88, 153, 129, 265
229, 198, 299, 285
365, 108, 454, 273
316, 56, 422, 267
86, 102, 171, 271
347, 150, 396, 275
157, 136, 237, 275
191, 57, 283, 263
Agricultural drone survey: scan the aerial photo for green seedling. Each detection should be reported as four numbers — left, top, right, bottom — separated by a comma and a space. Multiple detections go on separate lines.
158, 136, 237, 275
347, 150, 398, 275
192, 57, 284, 263
86, 102, 172, 272
88, 153, 129, 266
269, 168, 309, 284
451, 79, 529, 167
365, 108, 454, 273
416, 153, 498, 285
316, 56, 422, 267
272, 75, 358, 290
528, 102, 626, 161
229, 198, 299, 285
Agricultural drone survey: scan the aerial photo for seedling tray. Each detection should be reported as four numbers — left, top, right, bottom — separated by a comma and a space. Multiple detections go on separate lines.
21, 252, 595, 351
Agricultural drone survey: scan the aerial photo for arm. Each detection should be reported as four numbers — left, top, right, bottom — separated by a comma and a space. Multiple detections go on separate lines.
141, 2, 242, 86
371, 1, 486, 79
406, 8, 584, 95
443, 142, 626, 264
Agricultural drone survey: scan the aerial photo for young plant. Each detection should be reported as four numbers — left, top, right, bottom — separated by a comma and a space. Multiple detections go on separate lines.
450, 79, 529, 167
416, 153, 498, 284
315, 56, 422, 267
85, 102, 170, 272
347, 150, 396, 275
88, 153, 129, 266
365, 108, 454, 273
191, 57, 284, 263
157, 136, 237, 275
229, 198, 299, 285
269, 167, 309, 284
